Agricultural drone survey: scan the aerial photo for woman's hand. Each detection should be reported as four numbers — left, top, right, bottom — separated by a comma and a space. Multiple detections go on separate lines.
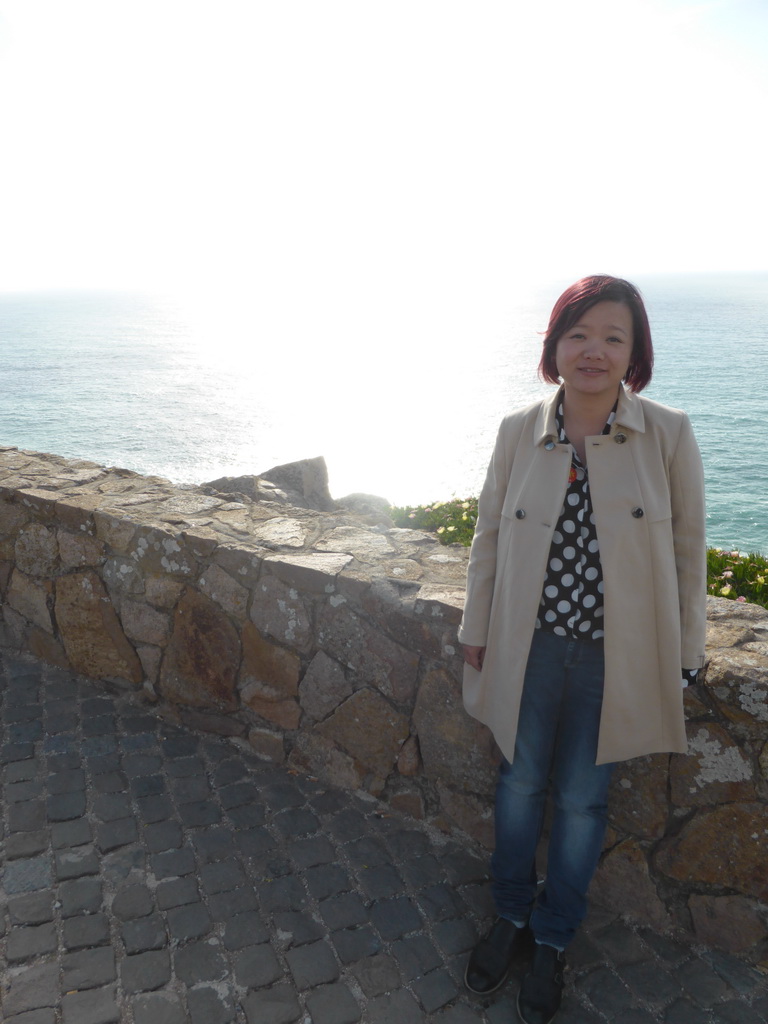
462, 645, 486, 671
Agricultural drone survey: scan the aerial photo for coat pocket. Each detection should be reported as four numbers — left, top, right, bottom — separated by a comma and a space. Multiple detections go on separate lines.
643, 493, 672, 523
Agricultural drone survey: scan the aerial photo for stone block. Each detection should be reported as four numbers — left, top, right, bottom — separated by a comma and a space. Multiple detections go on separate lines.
58, 530, 106, 569
413, 667, 498, 794
102, 557, 145, 597
112, 883, 155, 919
199, 562, 249, 620
706, 620, 757, 649
179, 708, 246, 737
0, 557, 12, 596
243, 693, 301, 730
148, 847, 193, 880
0, 496, 29, 538
234, 944, 283, 987
249, 720, 288, 761
159, 588, 240, 709
316, 604, 419, 704
6, 922, 58, 961
120, 598, 170, 646
316, 525, 395, 560
331, 925, 382, 962
61, 984, 120, 1024
286, 939, 340, 988
166, 903, 213, 942
434, 784, 494, 848
592, 839, 669, 929
7, 570, 54, 633
656, 802, 768, 899
689, 894, 767, 953
187, 987, 236, 1024
252, 517, 309, 549
122, 913, 168, 953
1, 603, 27, 646
705, 649, 768, 737
396, 734, 421, 776
120, 950, 172, 993
15, 523, 59, 576
369, 896, 422, 940
297, 656, 352, 733
55, 571, 143, 686
26, 625, 70, 668
317, 688, 409, 789
412, 968, 458, 1013
365, 990, 422, 1024
250, 573, 313, 650
8, 891, 55, 925
3, 854, 53, 894
59, 877, 103, 916
211, 544, 264, 585
174, 940, 227, 984
62, 947, 117, 990
52, 493, 101, 530
239, 624, 302, 729
388, 789, 426, 820
609, 754, 670, 838
132, 991, 186, 1024
241, 985, 302, 1024
264, 551, 353, 593
289, 732, 362, 788
222, 911, 271, 950
143, 573, 184, 608
93, 511, 137, 552
349, 953, 401, 998
182, 528, 220, 559
137, 644, 162, 683
670, 723, 755, 806
1, 962, 59, 1016
305, 983, 362, 1024
128, 526, 198, 578
63, 913, 111, 949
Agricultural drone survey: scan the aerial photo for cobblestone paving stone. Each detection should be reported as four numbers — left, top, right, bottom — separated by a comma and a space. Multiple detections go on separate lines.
1, 651, 766, 1023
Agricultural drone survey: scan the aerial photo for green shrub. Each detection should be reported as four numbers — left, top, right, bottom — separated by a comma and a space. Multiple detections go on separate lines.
390, 497, 478, 547
391, 497, 768, 610
707, 548, 768, 610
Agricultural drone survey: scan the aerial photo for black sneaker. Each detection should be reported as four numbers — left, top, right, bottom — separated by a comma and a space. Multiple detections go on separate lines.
464, 917, 532, 995
517, 942, 565, 1024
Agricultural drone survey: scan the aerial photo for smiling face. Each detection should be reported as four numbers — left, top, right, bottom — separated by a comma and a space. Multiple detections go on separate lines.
554, 300, 634, 401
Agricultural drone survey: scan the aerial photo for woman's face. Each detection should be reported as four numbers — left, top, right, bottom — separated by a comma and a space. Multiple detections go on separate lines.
555, 300, 634, 401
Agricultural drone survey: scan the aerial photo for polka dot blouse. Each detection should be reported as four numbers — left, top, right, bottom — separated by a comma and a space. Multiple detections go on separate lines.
535, 399, 697, 686
535, 400, 612, 643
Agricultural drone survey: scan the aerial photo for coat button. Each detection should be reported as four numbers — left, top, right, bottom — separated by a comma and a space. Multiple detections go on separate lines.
544, 439, 556, 451
515, 509, 526, 519
614, 432, 627, 444
631, 507, 644, 518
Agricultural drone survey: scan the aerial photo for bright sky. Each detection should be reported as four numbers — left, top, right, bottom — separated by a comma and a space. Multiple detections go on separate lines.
0, 0, 766, 319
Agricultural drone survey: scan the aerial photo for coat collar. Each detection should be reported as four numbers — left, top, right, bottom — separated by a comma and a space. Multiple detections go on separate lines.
534, 384, 646, 445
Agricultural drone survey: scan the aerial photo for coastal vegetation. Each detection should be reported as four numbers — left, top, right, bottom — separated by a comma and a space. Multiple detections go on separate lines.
390, 499, 768, 610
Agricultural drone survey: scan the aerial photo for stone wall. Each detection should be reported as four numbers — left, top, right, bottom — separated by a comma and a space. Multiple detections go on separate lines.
0, 446, 766, 966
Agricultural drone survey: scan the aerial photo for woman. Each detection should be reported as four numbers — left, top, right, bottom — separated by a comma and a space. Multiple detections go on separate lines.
458, 276, 706, 1024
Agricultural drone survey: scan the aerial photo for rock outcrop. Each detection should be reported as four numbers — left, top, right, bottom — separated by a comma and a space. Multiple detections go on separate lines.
1, 445, 766, 965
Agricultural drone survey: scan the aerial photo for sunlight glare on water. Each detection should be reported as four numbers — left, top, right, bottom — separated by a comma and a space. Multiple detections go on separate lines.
0, 274, 766, 554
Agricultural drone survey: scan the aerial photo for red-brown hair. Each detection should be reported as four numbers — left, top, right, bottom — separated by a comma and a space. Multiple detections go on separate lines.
538, 275, 654, 392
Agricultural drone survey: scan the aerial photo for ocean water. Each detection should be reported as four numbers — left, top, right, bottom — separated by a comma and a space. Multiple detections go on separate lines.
0, 274, 766, 555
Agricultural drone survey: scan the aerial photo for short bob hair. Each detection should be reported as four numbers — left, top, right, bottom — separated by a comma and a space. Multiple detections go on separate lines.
538, 275, 654, 393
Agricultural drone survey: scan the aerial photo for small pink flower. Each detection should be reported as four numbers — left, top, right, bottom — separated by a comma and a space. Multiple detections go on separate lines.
721, 570, 734, 578
736, 595, 747, 602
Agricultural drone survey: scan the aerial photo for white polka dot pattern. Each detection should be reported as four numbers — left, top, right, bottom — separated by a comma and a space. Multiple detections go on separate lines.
535, 400, 614, 642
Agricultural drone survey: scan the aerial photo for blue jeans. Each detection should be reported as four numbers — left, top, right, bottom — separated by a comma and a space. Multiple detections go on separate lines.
491, 629, 615, 950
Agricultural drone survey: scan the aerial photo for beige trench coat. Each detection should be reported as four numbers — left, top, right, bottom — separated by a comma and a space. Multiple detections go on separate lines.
458, 385, 706, 765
